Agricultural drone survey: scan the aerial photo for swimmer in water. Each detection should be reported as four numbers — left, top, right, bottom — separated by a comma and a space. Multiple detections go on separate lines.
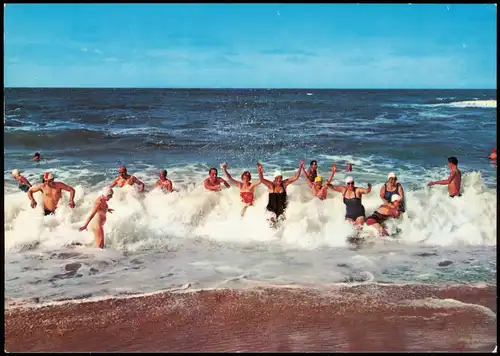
346, 163, 353, 172
33, 152, 41, 161
489, 148, 497, 160
427, 156, 462, 198
221, 162, 261, 216
329, 176, 372, 228
79, 187, 114, 249
303, 164, 337, 200
155, 169, 173, 193
27, 172, 76, 215
366, 194, 403, 237
380, 172, 405, 213
204, 167, 230, 192
257, 161, 304, 227
12, 169, 32, 193
109, 166, 145, 192
303, 160, 318, 182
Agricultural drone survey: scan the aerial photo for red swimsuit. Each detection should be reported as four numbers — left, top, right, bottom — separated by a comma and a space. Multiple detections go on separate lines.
240, 191, 254, 205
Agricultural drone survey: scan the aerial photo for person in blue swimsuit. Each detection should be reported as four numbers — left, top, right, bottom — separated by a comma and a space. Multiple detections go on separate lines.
12, 169, 32, 193
379, 172, 405, 213
329, 176, 372, 229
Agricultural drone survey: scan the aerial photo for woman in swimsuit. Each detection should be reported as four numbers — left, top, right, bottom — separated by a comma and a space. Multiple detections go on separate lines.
257, 161, 304, 226
302, 164, 337, 200
379, 172, 405, 213
79, 187, 115, 249
12, 169, 32, 193
329, 176, 372, 228
366, 194, 402, 236
221, 162, 261, 216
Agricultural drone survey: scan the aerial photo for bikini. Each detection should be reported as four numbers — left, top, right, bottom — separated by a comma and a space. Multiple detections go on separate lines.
267, 183, 287, 218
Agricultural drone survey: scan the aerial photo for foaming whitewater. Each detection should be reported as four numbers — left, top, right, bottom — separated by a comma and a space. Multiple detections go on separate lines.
4, 161, 497, 306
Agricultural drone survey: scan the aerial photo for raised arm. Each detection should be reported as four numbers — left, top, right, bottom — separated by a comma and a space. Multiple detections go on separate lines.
303, 168, 313, 188
284, 161, 305, 188
27, 184, 43, 208
356, 183, 372, 195
256, 163, 274, 190
428, 171, 456, 186
249, 179, 262, 190
321, 164, 337, 191
221, 163, 242, 188
79, 201, 100, 231
302, 167, 311, 182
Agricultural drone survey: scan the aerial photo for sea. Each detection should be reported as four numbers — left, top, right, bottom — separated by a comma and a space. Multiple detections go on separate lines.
3, 88, 497, 308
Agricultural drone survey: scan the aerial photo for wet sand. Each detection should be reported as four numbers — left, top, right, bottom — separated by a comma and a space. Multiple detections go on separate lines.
5, 284, 497, 352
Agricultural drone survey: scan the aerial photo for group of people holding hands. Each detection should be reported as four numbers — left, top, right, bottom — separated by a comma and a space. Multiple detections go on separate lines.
10, 155, 462, 247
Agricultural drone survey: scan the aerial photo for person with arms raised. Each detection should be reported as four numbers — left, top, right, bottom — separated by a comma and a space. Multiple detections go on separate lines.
221, 162, 261, 216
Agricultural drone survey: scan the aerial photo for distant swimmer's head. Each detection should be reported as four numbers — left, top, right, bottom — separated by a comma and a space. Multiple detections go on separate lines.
160, 169, 168, 178
391, 194, 402, 206
209, 167, 218, 179
310, 160, 318, 170
102, 187, 114, 200
33, 152, 40, 161
346, 163, 352, 172
387, 172, 397, 183
12, 169, 20, 177
43, 172, 54, 185
119, 165, 128, 177
345, 176, 354, 188
241, 170, 251, 182
314, 176, 323, 186
447, 156, 458, 167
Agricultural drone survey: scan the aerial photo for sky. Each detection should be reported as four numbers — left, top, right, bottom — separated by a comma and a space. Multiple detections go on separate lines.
4, 4, 497, 89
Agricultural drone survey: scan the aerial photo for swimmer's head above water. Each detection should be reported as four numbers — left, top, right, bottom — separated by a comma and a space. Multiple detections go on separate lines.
119, 165, 128, 177
12, 169, 20, 178
33, 152, 40, 161
160, 169, 168, 179
314, 176, 323, 187
447, 156, 458, 168
241, 170, 251, 182
390, 194, 402, 208
345, 176, 355, 190
43, 172, 55, 186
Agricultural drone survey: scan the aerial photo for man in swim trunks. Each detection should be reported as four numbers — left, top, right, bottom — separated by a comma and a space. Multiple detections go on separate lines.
204, 167, 230, 191
366, 194, 403, 236
109, 165, 145, 192
427, 156, 462, 198
221, 162, 261, 216
12, 169, 32, 192
27, 172, 76, 215
303, 160, 318, 182
257, 161, 304, 226
79, 187, 114, 249
303, 164, 337, 200
155, 169, 173, 193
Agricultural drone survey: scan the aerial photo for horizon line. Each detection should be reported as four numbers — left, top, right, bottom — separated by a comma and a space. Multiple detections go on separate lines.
4, 87, 496, 90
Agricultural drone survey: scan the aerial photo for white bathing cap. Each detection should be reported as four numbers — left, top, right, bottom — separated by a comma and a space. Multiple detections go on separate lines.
12, 169, 20, 176
391, 194, 402, 202
345, 176, 354, 184
388, 172, 397, 179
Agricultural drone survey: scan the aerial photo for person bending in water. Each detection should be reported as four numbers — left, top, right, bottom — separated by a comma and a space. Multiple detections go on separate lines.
204, 167, 230, 192
257, 161, 304, 226
12, 169, 32, 192
156, 169, 173, 192
27, 172, 76, 215
366, 194, 403, 236
303, 164, 337, 200
380, 172, 405, 213
109, 165, 145, 192
79, 187, 114, 249
221, 162, 261, 216
329, 176, 372, 228
303, 160, 318, 182
427, 156, 462, 198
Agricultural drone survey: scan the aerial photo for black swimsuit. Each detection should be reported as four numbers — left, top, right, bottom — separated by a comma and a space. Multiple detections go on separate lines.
44, 209, 55, 216
267, 183, 287, 218
343, 188, 366, 221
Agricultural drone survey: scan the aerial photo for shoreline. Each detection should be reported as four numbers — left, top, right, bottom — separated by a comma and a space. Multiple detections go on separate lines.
5, 283, 497, 352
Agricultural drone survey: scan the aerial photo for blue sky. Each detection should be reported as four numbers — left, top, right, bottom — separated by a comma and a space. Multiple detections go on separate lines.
4, 4, 497, 88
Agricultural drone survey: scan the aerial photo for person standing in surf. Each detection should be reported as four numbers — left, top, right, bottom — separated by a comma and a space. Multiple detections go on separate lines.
221, 162, 261, 216
366, 194, 403, 236
27, 172, 76, 215
12, 169, 32, 192
329, 176, 372, 228
109, 165, 145, 192
204, 167, 230, 191
257, 160, 304, 226
302, 164, 337, 200
156, 169, 173, 193
380, 172, 405, 213
302, 160, 318, 182
79, 187, 114, 249
427, 156, 462, 198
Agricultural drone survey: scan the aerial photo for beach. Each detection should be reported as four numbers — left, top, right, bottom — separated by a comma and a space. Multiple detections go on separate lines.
5, 284, 496, 352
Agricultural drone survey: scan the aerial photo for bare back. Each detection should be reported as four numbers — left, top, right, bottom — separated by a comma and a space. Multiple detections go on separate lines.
448, 168, 461, 196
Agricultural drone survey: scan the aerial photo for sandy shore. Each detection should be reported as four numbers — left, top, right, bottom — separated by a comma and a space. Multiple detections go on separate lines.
5, 284, 497, 352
